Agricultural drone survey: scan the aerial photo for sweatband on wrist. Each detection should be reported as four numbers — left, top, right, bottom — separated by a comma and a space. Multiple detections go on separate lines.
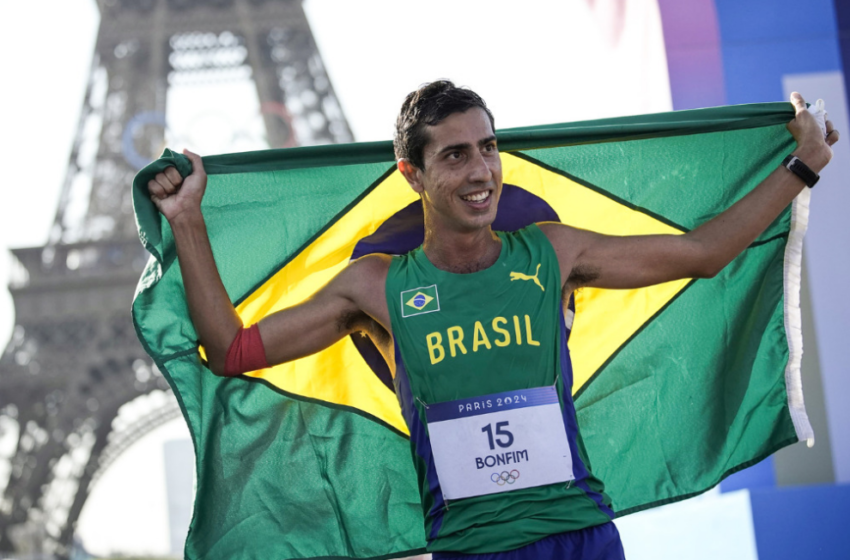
223, 323, 269, 377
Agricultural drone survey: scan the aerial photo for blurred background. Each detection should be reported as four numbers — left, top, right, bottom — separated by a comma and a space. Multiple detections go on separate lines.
0, 0, 848, 558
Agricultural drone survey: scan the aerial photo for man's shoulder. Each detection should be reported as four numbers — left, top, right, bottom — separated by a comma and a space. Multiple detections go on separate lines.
345, 253, 393, 287
535, 221, 585, 250
534, 221, 565, 239
329, 253, 393, 325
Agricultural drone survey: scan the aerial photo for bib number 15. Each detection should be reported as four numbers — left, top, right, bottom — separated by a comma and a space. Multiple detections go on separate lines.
482, 421, 514, 450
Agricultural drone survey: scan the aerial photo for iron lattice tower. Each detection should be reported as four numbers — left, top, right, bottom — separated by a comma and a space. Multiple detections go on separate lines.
0, 0, 351, 556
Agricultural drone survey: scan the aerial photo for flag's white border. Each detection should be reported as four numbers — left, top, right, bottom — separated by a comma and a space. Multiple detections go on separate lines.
784, 188, 815, 445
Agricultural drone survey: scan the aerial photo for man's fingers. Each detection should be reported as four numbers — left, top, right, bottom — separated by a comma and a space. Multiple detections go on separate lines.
183, 148, 207, 177
164, 165, 183, 186
154, 172, 177, 195
148, 179, 167, 198
790, 91, 807, 114
826, 128, 840, 146
824, 119, 839, 146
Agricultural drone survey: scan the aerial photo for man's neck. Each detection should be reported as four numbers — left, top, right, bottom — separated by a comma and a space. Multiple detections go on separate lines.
422, 224, 502, 274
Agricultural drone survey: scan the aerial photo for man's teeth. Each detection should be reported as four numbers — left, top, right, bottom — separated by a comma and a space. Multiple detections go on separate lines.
462, 191, 489, 202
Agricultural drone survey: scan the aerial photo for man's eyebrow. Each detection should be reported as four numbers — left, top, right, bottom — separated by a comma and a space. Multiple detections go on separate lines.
437, 142, 472, 155
436, 136, 498, 156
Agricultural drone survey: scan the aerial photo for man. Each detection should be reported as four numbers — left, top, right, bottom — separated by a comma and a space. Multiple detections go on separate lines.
147, 81, 837, 559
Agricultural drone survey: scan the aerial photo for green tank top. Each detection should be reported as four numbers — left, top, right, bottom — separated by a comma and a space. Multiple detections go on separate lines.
386, 224, 613, 554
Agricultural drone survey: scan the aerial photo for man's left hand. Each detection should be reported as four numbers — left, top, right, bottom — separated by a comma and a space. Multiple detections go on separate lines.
787, 92, 839, 173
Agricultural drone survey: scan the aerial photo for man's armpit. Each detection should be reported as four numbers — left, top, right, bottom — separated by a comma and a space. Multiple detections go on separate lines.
337, 309, 390, 345
567, 263, 600, 289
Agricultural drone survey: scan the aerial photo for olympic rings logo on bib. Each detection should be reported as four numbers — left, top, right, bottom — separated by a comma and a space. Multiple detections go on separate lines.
491, 470, 520, 486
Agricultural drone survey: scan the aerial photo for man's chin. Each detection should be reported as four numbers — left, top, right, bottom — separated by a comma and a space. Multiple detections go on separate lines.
457, 209, 498, 232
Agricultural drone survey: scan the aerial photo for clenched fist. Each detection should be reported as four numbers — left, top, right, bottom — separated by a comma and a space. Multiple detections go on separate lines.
147, 149, 207, 223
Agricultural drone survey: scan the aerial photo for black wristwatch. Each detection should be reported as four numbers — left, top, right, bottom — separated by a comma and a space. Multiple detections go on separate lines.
782, 154, 819, 188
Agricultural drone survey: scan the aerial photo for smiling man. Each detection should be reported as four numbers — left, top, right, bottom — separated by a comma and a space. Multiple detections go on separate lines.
147, 80, 837, 559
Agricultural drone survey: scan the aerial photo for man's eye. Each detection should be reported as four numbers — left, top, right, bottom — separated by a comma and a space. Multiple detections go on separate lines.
448, 151, 462, 159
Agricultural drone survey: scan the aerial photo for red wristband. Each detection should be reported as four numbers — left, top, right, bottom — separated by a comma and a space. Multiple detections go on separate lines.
223, 323, 269, 377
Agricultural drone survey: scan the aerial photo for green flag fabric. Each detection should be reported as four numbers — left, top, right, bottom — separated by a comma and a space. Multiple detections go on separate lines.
132, 103, 812, 559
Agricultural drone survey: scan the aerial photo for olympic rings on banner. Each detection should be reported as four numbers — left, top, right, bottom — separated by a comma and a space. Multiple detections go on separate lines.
491, 470, 521, 485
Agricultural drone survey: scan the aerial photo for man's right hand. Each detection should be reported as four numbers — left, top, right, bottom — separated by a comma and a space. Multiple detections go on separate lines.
147, 149, 207, 223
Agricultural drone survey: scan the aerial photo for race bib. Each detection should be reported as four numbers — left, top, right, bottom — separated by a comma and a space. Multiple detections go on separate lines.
425, 385, 574, 500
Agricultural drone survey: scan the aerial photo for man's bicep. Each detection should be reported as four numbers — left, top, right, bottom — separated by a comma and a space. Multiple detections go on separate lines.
257, 287, 361, 366
573, 232, 705, 290
255, 255, 390, 367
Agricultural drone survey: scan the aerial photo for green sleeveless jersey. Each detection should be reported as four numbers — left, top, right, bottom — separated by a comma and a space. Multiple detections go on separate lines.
386, 224, 613, 554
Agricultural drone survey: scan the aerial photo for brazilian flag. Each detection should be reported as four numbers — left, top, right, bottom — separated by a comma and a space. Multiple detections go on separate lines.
132, 103, 813, 559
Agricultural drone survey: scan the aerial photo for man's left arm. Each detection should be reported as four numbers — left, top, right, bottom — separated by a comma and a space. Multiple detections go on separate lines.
542, 92, 839, 292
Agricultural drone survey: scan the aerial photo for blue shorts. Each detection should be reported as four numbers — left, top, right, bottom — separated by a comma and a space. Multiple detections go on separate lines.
431, 522, 625, 560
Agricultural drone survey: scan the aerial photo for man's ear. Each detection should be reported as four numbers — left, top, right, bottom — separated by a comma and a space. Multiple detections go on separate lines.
397, 159, 425, 194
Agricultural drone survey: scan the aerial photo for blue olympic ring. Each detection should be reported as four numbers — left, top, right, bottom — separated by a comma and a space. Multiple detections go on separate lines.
122, 111, 168, 170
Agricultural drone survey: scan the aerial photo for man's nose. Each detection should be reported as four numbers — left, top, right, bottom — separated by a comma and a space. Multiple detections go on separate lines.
468, 151, 493, 183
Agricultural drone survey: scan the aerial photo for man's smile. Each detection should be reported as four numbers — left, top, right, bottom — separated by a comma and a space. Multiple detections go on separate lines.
460, 189, 494, 209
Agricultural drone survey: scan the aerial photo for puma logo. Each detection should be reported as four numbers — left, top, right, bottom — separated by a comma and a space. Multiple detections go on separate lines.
510, 263, 545, 292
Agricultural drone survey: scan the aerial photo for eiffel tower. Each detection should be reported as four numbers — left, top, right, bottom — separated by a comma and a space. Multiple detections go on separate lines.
0, 1, 351, 556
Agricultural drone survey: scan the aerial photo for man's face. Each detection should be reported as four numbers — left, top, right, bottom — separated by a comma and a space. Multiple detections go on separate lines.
406, 108, 502, 233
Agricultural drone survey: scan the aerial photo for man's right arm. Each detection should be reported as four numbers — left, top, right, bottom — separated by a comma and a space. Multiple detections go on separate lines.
147, 150, 389, 376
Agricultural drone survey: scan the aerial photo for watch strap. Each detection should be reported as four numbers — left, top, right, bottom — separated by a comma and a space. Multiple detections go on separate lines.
782, 154, 820, 188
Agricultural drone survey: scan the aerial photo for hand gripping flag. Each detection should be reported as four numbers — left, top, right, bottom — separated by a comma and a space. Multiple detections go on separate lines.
132, 103, 813, 560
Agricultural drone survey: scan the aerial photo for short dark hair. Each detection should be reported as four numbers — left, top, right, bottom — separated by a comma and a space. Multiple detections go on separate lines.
394, 80, 495, 170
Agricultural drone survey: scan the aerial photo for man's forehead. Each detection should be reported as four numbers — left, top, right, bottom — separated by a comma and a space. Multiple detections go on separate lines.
424, 108, 495, 152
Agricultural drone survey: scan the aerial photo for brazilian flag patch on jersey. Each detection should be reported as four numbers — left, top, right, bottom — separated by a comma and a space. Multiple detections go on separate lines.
401, 285, 440, 318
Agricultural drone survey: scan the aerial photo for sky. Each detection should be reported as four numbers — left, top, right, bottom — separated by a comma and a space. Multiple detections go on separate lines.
0, 0, 684, 555
0, 1, 101, 348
